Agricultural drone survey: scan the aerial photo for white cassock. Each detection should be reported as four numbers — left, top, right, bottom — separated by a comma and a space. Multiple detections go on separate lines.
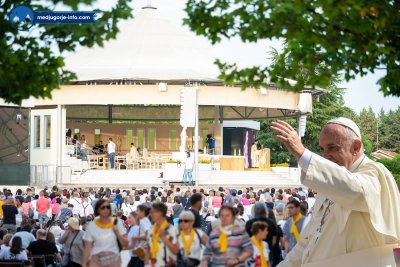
278, 150, 400, 267
130, 146, 138, 159
251, 144, 259, 167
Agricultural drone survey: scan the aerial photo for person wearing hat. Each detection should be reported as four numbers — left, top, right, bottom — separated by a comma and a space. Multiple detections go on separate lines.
271, 118, 400, 267
59, 217, 84, 267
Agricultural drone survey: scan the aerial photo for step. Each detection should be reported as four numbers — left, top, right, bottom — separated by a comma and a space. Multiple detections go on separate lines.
65, 168, 300, 188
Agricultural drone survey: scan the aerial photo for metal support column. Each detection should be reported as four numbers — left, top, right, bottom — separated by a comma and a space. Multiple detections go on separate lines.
56, 105, 62, 184
194, 89, 199, 186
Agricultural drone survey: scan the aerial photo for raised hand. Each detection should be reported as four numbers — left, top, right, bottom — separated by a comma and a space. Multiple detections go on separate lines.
270, 120, 305, 159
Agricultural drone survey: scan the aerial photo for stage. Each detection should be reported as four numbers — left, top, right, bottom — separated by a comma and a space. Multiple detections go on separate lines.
55, 167, 301, 189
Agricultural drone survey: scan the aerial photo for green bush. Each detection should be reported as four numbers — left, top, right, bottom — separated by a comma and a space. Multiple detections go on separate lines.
394, 174, 400, 190
377, 156, 400, 190
377, 156, 400, 174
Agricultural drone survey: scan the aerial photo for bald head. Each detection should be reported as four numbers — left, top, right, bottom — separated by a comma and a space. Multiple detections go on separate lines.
319, 123, 363, 170
36, 229, 47, 240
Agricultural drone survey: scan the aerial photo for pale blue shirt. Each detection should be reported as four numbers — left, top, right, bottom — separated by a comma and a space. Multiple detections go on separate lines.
127, 225, 139, 257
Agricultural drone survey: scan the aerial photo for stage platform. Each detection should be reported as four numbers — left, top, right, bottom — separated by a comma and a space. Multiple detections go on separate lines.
59, 167, 301, 189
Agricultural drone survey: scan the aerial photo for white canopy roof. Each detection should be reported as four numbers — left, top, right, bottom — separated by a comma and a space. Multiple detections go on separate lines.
65, 5, 221, 82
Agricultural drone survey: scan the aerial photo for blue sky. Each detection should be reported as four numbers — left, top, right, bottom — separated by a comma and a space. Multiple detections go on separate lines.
85, 0, 400, 114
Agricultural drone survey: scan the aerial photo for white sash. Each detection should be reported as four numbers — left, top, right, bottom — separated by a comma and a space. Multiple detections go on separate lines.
302, 244, 397, 267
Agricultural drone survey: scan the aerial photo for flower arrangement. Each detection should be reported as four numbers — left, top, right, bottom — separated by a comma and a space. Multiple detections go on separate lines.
166, 159, 181, 164
271, 163, 290, 167
199, 159, 220, 164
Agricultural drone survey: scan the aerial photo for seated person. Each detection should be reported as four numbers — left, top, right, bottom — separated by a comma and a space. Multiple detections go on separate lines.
27, 229, 61, 264
0, 236, 28, 261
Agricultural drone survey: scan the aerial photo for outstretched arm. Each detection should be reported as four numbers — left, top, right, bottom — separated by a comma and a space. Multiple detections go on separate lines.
270, 120, 375, 211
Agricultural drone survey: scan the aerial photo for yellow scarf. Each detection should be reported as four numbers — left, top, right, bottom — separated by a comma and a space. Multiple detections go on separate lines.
218, 226, 228, 253
151, 220, 169, 259
180, 229, 195, 255
94, 218, 113, 229
251, 236, 268, 267
291, 213, 302, 241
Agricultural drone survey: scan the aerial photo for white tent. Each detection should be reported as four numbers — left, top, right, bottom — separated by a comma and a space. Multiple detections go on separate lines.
65, 5, 221, 82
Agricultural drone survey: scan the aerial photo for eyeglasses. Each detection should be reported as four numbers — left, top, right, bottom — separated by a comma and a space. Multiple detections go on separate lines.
179, 219, 192, 223
100, 205, 111, 210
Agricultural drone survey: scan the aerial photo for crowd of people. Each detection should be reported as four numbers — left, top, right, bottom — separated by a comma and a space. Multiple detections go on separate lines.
0, 185, 316, 267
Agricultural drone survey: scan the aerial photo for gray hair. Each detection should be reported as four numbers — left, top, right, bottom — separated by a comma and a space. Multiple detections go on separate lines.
322, 123, 362, 147
337, 125, 357, 145
252, 202, 267, 219
179, 210, 195, 221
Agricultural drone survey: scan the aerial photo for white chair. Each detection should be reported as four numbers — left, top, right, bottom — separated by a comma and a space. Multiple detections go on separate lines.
126, 153, 139, 169
87, 155, 98, 169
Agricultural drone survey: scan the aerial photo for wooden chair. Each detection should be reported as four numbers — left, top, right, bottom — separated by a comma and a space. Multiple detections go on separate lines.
43, 254, 57, 266
144, 157, 153, 168
31, 254, 57, 267
0, 261, 25, 267
115, 156, 126, 169
30, 255, 45, 267
126, 154, 139, 169
87, 155, 98, 169
156, 157, 166, 169
102, 156, 110, 170
137, 157, 146, 168
150, 157, 161, 169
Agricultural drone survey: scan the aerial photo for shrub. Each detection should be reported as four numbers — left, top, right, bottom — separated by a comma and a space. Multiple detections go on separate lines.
377, 156, 400, 190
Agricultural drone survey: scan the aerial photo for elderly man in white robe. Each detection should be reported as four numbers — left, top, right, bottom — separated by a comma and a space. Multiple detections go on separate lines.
271, 118, 400, 267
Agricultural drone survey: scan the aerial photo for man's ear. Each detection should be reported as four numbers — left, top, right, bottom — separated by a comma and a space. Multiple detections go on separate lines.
353, 139, 362, 154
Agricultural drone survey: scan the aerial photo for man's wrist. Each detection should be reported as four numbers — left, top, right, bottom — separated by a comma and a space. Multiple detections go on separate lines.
298, 148, 312, 172
293, 145, 305, 160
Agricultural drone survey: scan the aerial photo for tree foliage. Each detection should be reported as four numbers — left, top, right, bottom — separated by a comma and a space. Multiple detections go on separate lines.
257, 119, 296, 165
184, 0, 400, 97
0, 1, 133, 105
358, 107, 378, 150
301, 87, 356, 154
378, 107, 400, 153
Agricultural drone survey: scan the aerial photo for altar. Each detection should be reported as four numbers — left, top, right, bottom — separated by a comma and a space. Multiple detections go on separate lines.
219, 156, 245, 171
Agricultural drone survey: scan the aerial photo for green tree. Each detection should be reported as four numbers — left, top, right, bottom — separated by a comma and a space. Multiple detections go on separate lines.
258, 119, 296, 165
362, 137, 373, 157
184, 0, 400, 97
379, 107, 400, 153
257, 87, 356, 163
1, 1, 133, 105
358, 107, 378, 150
302, 87, 356, 154
377, 108, 386, 150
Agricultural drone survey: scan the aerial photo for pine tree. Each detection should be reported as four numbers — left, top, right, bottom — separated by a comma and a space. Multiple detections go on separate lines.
358, 107, 378, 150
379, 107, 400, 153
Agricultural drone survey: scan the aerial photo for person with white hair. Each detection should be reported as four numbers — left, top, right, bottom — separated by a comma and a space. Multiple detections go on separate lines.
178, 210, 208, 266
271, 118, 400, 267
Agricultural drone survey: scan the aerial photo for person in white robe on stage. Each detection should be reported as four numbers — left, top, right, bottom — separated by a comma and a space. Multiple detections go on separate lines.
251, 141, 259, 168
270, 117, 400, 267
130, 143, 139, 159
